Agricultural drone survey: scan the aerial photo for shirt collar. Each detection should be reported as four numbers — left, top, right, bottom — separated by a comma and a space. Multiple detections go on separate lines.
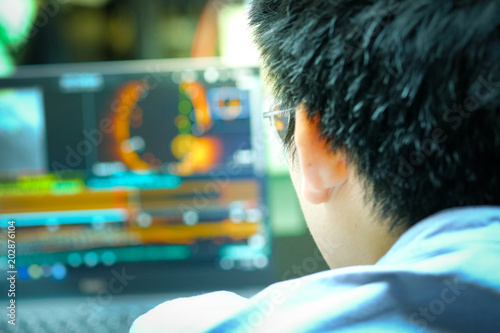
377, 206, 500, 266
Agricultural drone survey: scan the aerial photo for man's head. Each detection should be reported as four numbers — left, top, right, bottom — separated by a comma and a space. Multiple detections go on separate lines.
250, 0, 500, 267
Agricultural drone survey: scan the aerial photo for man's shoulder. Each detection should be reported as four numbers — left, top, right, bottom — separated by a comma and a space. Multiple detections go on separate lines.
208, 206, 500, 332
130, 291, 249, 333
379, 205, 500, 266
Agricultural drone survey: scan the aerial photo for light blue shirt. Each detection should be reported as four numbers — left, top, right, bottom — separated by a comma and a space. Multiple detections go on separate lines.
130, 206, 500, 332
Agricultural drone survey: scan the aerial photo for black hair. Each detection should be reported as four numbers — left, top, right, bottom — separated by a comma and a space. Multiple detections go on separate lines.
250, 0, 500, 228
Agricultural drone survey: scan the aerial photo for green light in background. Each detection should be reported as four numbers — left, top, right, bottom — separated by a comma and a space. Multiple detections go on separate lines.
178, 119, 191, 133
219, 244, 270, 260
0, 0, 37, 76
101, 251, 117, 266
28, 264, 43, 280
67, 252, 83, 268
179, 100, 192, 114
50, 180, 85, 195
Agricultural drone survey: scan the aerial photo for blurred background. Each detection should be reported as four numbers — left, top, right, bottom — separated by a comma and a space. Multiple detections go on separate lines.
0, 0, 328, 296
1, 0, 261, 72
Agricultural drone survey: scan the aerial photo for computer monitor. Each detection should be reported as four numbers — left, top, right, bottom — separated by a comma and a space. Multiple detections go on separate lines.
0, 58, 274, 298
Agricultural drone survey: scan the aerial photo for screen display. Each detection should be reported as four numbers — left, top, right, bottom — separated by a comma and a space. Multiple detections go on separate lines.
0, 61, 269, 285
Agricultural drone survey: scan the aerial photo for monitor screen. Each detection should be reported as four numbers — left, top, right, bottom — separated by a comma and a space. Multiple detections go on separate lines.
0, 59, 272, 297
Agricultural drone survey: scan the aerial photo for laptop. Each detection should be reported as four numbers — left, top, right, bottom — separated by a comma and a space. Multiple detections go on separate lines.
0, 58, 275, 332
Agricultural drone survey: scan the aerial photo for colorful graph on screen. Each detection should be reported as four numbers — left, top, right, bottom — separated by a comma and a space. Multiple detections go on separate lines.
0, 64, 268, 283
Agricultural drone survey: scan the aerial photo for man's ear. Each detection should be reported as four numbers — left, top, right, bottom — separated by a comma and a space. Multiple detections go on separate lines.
294, 103, 348, 204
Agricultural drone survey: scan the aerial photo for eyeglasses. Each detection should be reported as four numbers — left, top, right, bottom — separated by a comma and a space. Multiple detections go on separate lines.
263, 105, 293, 143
